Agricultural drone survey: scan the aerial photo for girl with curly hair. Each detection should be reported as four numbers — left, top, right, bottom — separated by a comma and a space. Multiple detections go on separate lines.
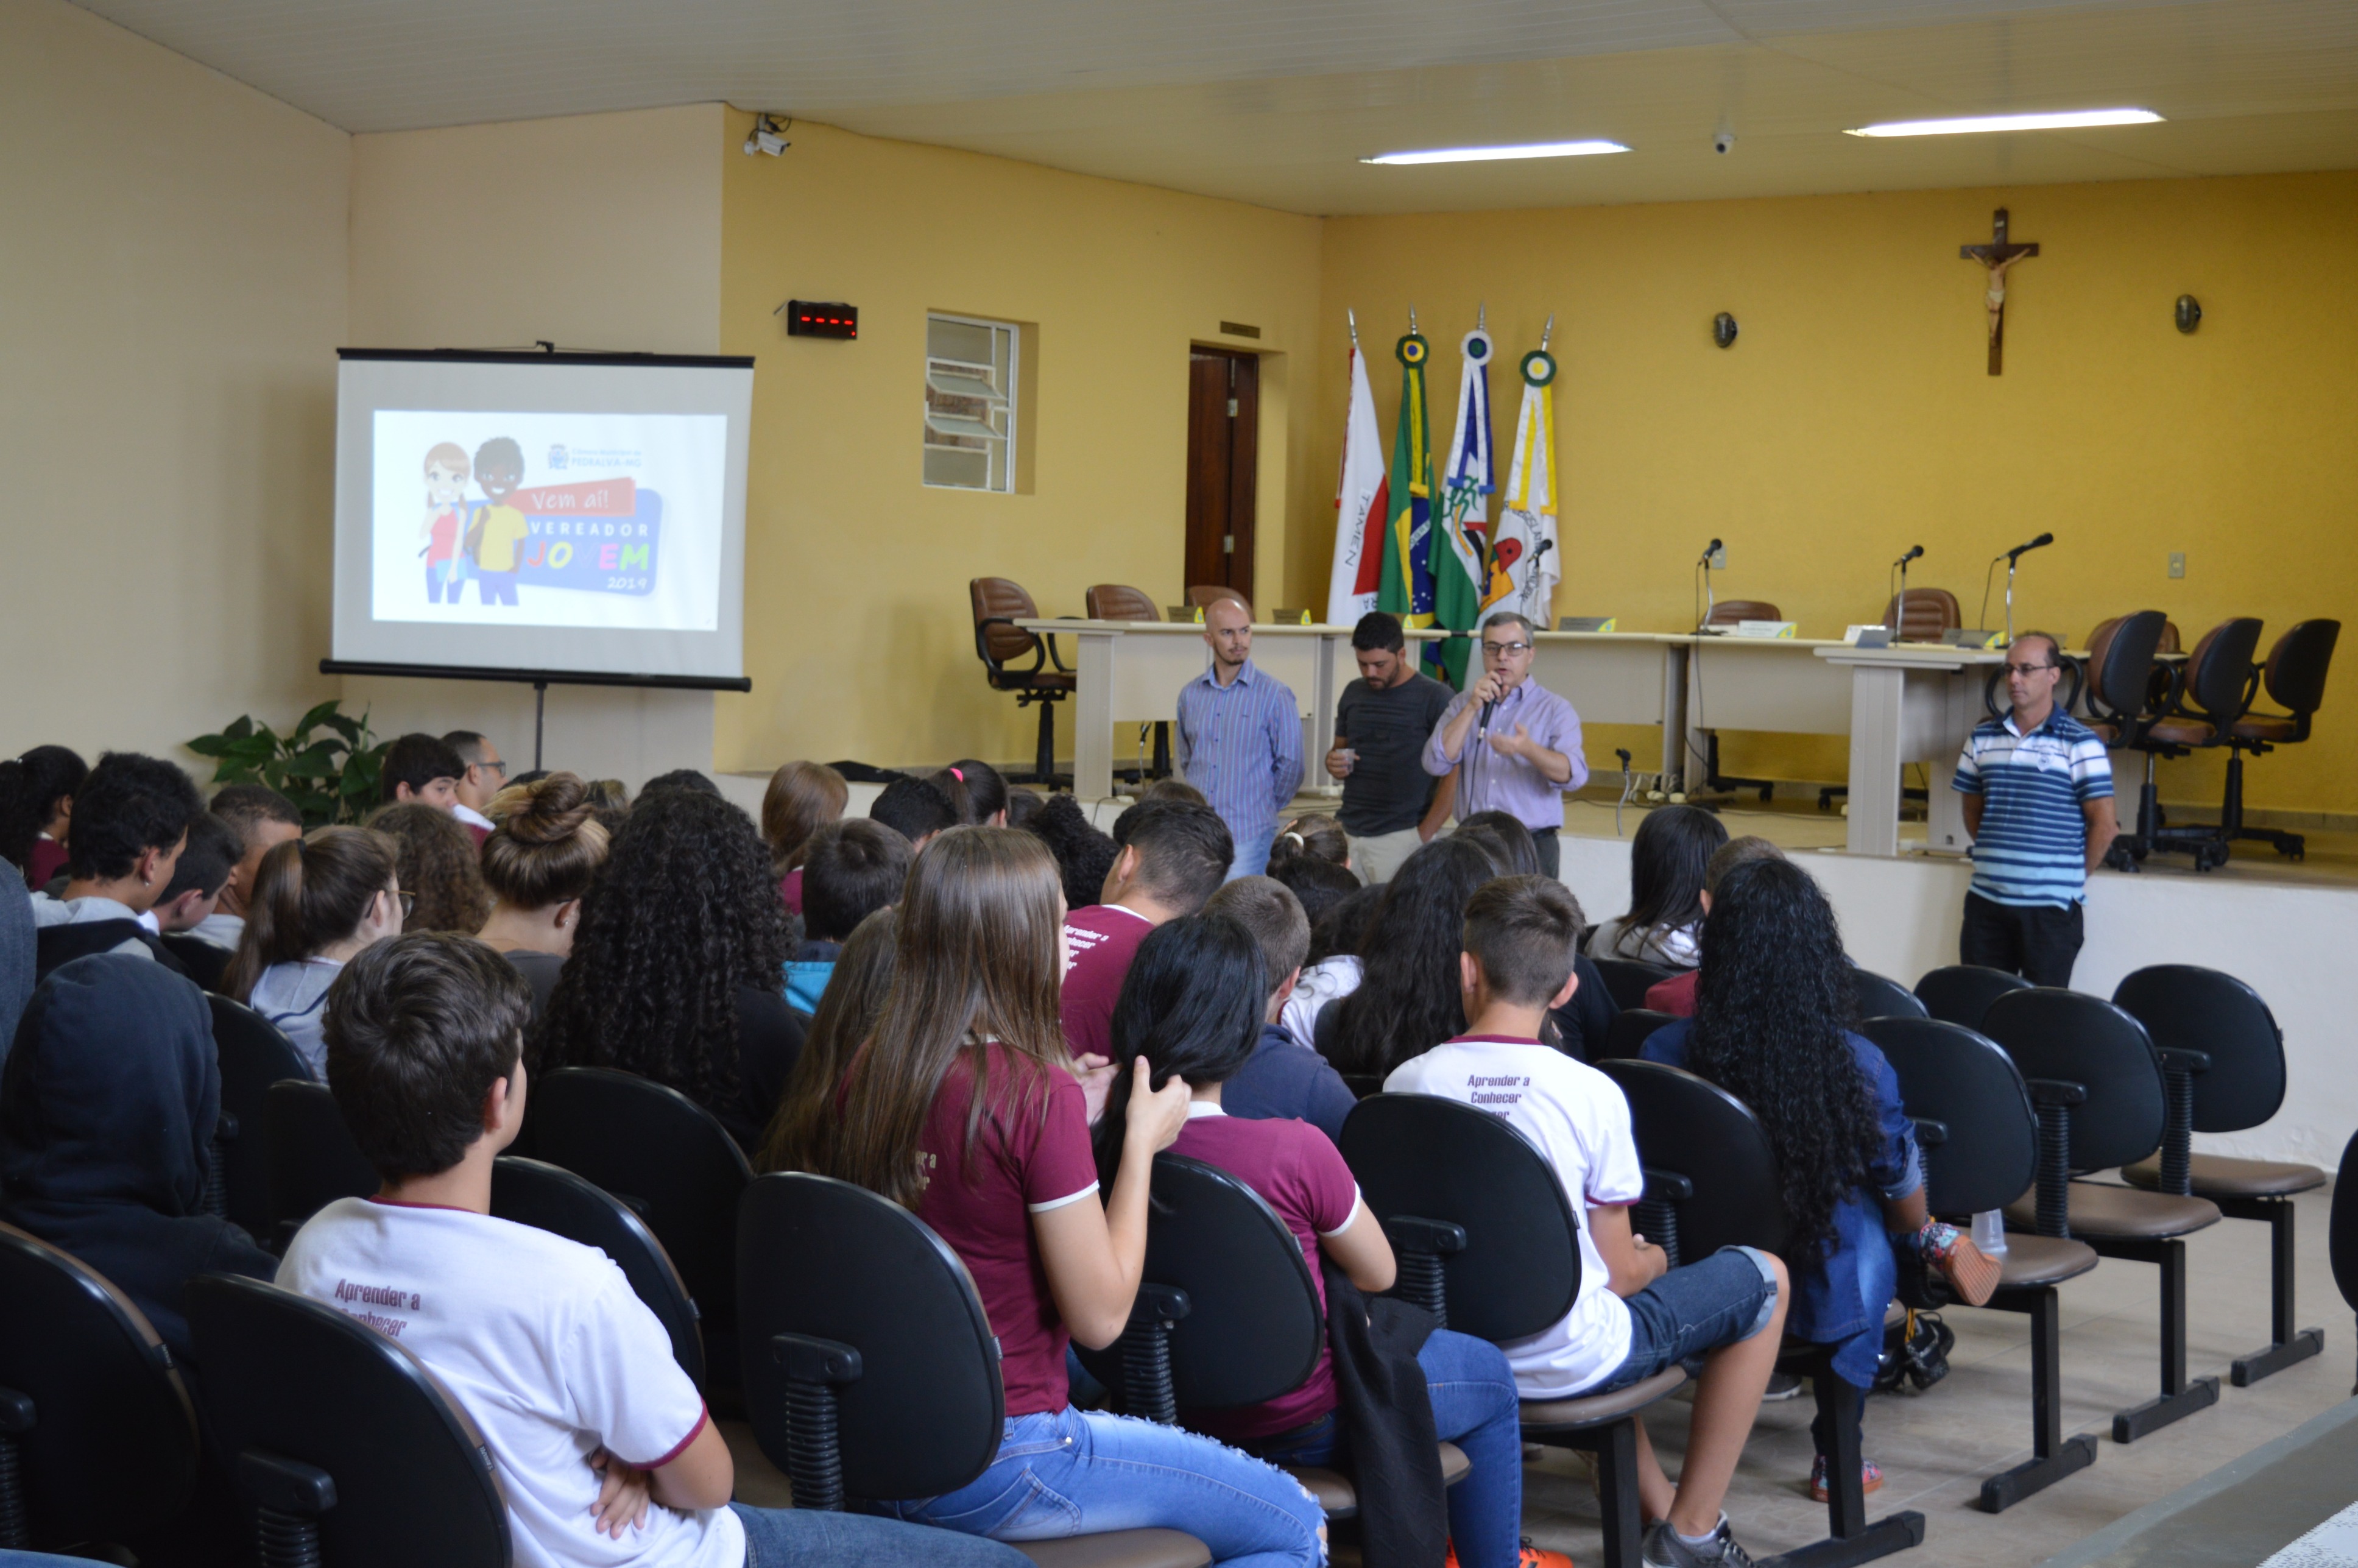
366, 803, 492, 934
1640, 856, 1998, 1502
533, 788, 800, 1155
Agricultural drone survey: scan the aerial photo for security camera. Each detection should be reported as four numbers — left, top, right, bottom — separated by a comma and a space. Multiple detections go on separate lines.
743, 113, 791, 157
1713, 130, 1735, 155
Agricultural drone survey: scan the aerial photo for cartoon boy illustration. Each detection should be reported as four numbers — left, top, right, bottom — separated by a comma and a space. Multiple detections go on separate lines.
418, 442, 471, 604
467, 437, 530, 607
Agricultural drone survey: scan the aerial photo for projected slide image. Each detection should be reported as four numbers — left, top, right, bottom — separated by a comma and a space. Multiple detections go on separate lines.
370, 409, 727, 631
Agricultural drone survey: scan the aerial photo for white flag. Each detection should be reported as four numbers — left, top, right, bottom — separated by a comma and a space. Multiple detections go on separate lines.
1325, 335, 1388, 625
1489, 343, 1562, 627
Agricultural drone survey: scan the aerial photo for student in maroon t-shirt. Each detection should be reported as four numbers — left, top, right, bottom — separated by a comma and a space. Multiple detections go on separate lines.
776, 826, 1324, 1567
1093, 913, 1556, 1568
1059, 797, 1232, 1066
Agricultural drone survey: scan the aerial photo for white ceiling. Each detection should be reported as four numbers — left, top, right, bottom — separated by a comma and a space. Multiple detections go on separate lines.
69, 0, 2358, 213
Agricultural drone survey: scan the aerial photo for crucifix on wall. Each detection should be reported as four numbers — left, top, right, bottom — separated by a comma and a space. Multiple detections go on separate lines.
1960, 207, 2039, 376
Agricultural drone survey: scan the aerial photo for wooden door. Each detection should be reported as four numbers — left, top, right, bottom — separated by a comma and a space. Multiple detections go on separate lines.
1184, 348, 1258, 604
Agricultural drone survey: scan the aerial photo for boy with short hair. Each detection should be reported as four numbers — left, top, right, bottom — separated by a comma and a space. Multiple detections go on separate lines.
1060, 797, 1232, 1063
278, 932, 1024, 1568
152, 813, 242, 990
787, 819, 910, 1013
868, 774, 958, 851
1385, 876, 1790, 1568
1201, 876, 1357, 1142
381, 733, 467, 810
30, 752, 204, 981
202, 784, 306, 955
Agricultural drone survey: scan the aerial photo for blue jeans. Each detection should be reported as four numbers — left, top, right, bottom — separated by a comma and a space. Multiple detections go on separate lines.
1244, 1329, 1522, 1568
884, 1405, 1324, 1567
1582, 1246, 1780, 1395
1227, 830, 1274, 881
732, 1502, 1029, 1567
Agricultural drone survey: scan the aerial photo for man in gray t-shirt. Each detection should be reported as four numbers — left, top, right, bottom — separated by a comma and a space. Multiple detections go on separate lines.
1325, 612, 1458, 883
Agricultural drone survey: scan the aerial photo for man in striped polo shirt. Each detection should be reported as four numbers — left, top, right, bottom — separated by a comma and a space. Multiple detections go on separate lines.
1176, 596, 1305, 880
1952, 632, 2120, 986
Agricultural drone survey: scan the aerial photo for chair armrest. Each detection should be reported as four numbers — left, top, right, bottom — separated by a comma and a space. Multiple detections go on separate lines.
2022, 1078, 2088, 1107
1910, 1117, 1950, 1148
2155, 1047, 2212, 1076
1383, 1215, 1467, 1258
772, 1333, 863, 1386
1641, 1168, 1695, 1202
973, 616, 1047, 678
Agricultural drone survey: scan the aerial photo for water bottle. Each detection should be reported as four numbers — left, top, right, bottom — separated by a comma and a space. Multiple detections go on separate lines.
1972, 1209, 2008, 1257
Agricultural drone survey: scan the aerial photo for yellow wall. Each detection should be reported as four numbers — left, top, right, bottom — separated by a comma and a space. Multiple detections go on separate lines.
0, 0, 348, 766
1319, 174, 2358, 816
716, 115, 1324, 773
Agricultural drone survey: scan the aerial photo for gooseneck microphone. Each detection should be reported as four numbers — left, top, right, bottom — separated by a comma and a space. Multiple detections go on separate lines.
1698, 537, 1723, 567
1895, 544, 1924, 566
2005, 532, 2055, 562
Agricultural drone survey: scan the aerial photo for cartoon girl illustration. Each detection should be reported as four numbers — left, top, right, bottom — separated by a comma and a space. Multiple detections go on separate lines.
418, 443, 471, 604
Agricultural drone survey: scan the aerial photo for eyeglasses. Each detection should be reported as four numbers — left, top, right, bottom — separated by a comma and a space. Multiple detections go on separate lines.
1481, 641, 1533, 659
2002, 662, 2059, 676
394, 891, 416, 919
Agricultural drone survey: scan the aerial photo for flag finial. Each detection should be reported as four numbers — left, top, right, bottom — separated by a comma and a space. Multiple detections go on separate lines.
1541, 314, 1555, 350
1408, 305, 1419, 334
1477, 302, 1487, 331
1347, 307, 1360, 348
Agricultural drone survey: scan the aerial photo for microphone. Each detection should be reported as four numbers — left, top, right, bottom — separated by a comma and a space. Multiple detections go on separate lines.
1698, 537, 1723, 567
1895, 545, 1924, 566
2005, 532, 2055, 563
1478, 694, 1498, 738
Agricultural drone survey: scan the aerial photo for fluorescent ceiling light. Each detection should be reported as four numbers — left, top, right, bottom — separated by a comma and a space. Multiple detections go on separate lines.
1363, 139, 1629, 166
1846, 108, 2161, 138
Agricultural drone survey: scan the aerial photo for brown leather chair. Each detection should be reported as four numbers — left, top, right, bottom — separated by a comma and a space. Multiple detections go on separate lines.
1084, 585, 1159, 623
1187, 585, 1252, 618
1701, 598, 1780, 630
1695, 600, 1782, 800
970, 577, 1076, 787
2208, 619, 2339, 860
2117, 618, 2265, 872
1082, 586, 1172, 781
1883, 587, 1961, 643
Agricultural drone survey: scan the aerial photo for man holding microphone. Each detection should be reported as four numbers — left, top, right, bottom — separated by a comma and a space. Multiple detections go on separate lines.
1324, 612, 1457, 884
1423, 612, 1587, 877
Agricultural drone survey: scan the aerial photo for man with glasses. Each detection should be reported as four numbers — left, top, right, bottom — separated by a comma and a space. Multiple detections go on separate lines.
442, 730, 507, 847
1176, 596, 1305, 879
1423, 612, 1588, 877
1952, 632, 2118, 986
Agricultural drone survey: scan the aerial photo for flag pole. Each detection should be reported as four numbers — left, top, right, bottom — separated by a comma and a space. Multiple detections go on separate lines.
1541, 313, 1555, 351
1347, 307, 1360, 350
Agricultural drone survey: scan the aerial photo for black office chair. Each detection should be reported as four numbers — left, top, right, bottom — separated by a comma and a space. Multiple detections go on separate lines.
2214, 619, 2339, 860
1865, 1019, 2100, 1513
971, 576, 1075, 788
1911, 967, 2031, 1033
1590, 956, 1678, 1011
0, 1223, 200, 1555
490, 1156, 705, 1390
263, 1079, 378, 1251
1596, 1008, 1675, 1064
532, 1067, 752, 1394
1340, 1095, 1684, 1568
2116, 616, 2265, 872
2112, 966, 2324, 1385
211, 994, 313, 1243
1595, 1060, 1926, 1568
2330, 1128, 2358, 1395
1980, 989, 2222, 1443
1850, 969, 1927, 1023
188, 1274, 507, 1568
736, 1173, 1211, 1568
1071, 1154, 1469, 1530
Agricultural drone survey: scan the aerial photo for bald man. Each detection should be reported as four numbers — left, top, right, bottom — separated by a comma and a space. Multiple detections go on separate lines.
1173, 597, 1304, 880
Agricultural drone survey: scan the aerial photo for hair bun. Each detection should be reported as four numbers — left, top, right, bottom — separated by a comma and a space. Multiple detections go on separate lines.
492, 771, 595, 845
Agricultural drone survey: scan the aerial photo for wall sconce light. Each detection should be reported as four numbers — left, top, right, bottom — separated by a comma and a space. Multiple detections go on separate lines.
1712, 312, 1738, 348
2175, 295, 2203, 334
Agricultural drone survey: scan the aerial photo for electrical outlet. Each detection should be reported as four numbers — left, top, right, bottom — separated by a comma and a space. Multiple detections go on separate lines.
1709, 545, 1728, 570
2169, 551, 2186, 579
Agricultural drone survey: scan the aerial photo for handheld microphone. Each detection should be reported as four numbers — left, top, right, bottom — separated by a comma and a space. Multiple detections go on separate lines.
1478, 695, 1498, 738
1895, 544, 1924, 566
2005, 532, 2055, 563
1698, 537, 1723, 567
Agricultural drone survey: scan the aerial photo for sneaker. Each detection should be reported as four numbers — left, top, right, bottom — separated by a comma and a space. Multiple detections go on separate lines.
1918, 1219, 2002, 1306
1808, 1454, 1885, 1502
1642, 1516, 1755, 1568
1447, 1540, 1575, 1568
1761, 1371, 1804, 1402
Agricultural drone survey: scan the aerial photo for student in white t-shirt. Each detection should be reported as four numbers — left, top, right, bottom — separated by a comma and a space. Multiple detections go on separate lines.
1383, 876, 1789, 1568
277, 931, 1026, 1568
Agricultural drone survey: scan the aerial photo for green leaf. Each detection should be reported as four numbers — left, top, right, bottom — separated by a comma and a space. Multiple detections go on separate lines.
296, 699, 344, 735
281, 751, 336, 780
323, 713, 365, 746
187, 734, 236, 758
222, 715, 257, 741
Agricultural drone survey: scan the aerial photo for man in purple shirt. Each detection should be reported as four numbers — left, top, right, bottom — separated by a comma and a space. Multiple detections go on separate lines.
1176, 597, 1306, 879
1423, 611, 1588, 877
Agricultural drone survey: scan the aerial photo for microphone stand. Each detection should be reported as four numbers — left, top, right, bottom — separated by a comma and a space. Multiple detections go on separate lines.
2005, 554, 2019, 648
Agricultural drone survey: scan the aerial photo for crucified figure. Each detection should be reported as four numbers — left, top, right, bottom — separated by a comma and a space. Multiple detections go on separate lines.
1982, 248, 2035, 349
1960, 208, 2040, 375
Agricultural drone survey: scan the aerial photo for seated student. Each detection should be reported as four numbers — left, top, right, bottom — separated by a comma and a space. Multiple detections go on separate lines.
1267, 814, 1354, 880
1278, 881, 1379, 1048
1098, 913, 1560, 1568
928, 760, 1011, 827
760, 906, 895, 1173
1269, 852, 1359, 933
152, 813, 242, 991
379, 732, 467, 811
786, 819, 909, 1015
777, 827, 1324, 1566
1640, 858, 1997, 1505
227, 827, 404, 1078
280, 931, 1026, 1568
760, 760, 847, 915
30, 752, 205, 981
1201, 877, 1357, 1140
0, 956, 278, 1369
369, 802, 493, 933
196, 784, 305, 958
1386, 876, 1790, 1568
534, 788, 801, 1155
473, 773, 610, 1017
442, 730, 507, 844
1022, 791, 1118, 912
644, 768, 722, 797
1446, 819, 1616, 1062
1061, 797, 1232, 1064
0, 745, 88, 891
1317, 836, 1495, 1080
1642, 838, 1786, 1019
1585, 805, 1727, 969
869, 774, 960, 852
1003, 787, 1045, 830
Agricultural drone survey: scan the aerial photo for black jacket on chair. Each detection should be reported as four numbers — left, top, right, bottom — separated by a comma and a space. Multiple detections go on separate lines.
1323, 1265, 1447, 1568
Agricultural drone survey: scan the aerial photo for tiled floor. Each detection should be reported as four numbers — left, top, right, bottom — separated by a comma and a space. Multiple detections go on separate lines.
724, 1184, 2353, 1568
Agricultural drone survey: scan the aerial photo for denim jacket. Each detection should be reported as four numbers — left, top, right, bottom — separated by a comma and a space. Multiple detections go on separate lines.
1641, 1019, 1920, 1388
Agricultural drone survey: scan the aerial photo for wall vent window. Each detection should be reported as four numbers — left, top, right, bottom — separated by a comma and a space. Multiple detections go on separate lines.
924, 314, 1017, 492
